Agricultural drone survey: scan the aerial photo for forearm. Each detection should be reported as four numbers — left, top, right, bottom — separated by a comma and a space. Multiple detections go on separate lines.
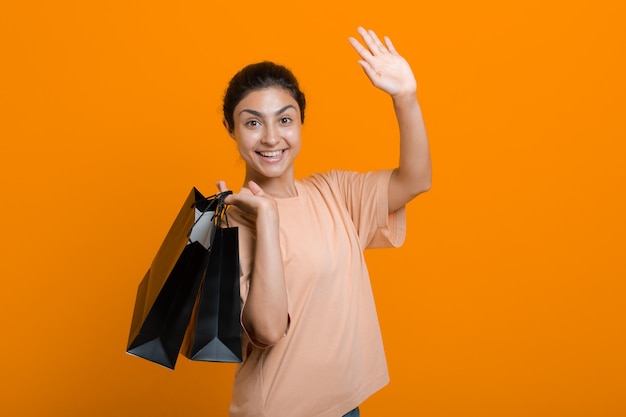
388, 92, 432, 211
242, 207, 289, 346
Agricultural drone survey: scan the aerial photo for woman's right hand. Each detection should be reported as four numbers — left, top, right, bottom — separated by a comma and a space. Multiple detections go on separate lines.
216, 180, 278, 219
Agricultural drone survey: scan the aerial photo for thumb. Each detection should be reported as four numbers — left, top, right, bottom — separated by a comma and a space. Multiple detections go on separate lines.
358, 60, 375, 76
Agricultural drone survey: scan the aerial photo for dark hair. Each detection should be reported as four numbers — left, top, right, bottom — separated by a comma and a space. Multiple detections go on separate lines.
222, 61, 306, 133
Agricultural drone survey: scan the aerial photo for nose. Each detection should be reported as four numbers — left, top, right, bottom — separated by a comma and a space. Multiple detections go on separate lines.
261, 124, 279, 146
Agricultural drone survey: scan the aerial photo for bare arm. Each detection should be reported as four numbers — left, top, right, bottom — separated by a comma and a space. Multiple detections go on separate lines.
218, 180, 289, 347
349, 27, 432, 212
389, 92, 431, 212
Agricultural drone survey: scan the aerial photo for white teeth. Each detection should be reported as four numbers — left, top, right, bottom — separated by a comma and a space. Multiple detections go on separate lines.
259, 150, 283, 157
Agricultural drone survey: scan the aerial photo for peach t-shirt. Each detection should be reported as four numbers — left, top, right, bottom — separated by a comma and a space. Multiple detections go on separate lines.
228, 169, 406, 417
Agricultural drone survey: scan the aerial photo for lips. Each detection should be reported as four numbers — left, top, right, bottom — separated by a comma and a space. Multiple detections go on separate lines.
257, 149, 286, 159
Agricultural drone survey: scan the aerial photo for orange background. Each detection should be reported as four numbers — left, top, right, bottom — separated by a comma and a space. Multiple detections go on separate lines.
1, 0, 625, 416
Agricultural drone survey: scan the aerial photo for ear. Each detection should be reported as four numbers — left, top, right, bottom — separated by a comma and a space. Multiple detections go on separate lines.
223, 119, 235, 139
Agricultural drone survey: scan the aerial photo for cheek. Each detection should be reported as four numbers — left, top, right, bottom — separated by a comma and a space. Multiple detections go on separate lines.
285, 128, 302, 146
235, 131, 259, 151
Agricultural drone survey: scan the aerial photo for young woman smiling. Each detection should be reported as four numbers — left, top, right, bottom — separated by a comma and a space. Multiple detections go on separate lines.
216, 26, 431, 417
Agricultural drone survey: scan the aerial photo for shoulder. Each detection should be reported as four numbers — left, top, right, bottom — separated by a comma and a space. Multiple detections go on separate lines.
300, 170, 358, 190
300, 170, 393, 194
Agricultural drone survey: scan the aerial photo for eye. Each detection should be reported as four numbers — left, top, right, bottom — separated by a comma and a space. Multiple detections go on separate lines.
245, 120, 261, 127
279, 117, 292, 125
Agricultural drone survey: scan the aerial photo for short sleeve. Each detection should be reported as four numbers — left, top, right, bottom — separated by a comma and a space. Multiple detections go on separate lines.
328, 169, 406, 249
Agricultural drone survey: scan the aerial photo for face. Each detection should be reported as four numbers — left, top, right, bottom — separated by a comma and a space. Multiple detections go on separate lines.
229, 87, 302, 184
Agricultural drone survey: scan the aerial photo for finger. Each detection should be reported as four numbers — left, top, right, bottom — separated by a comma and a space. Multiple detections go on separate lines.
216, 180, 229, 193
357, 60, 380, 83
223, 193, 235, 205
367, 29, 387, 53
348, 36, 373, 61
384, 36, 399, 55
357, 26, 383, 55
247, 180, 265, 196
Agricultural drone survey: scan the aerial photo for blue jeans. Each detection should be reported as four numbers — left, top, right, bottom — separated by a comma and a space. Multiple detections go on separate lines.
343, 408, 360, 417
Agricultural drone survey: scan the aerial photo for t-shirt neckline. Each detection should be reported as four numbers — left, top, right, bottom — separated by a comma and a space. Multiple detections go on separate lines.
275, 181, 306, 207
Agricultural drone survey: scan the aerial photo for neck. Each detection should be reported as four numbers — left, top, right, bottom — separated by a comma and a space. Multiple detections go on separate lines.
244, 170, 298, 198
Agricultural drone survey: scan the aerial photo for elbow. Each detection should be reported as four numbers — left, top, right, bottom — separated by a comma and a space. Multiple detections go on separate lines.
412, 175, 432, 197
243, 315, 289, 347
248, 326, 286, 347
419, 168, 432, 193
395, 168, 432, 200
264, 336, 282, 347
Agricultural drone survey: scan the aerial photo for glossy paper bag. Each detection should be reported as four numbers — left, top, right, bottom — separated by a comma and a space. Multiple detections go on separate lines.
126, 188, 220, 369
184, 219, 242, 362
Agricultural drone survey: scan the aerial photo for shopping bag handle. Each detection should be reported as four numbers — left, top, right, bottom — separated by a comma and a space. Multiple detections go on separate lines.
187, 190, 232, 243
214, 190, 232, 228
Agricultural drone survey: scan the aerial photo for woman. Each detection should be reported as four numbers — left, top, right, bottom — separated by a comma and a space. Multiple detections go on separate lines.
217, 27, 431, 417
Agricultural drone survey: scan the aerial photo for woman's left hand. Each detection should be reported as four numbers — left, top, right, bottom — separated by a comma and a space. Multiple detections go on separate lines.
349, 27, 417, 98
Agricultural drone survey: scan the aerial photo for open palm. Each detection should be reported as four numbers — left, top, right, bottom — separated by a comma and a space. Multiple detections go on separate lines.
349, 27, 417, 97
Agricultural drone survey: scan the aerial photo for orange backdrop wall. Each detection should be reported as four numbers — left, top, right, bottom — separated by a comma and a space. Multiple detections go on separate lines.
1, 1, 625, 416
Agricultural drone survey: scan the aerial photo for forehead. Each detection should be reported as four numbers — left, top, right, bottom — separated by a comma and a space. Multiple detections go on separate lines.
235, 87, 299, 113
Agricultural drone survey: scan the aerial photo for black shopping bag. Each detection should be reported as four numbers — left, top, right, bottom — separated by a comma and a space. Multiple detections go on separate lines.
126, 188, 224, 369
183, 206, 243, 363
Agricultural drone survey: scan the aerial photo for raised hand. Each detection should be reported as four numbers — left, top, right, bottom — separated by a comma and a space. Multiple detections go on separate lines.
348, 27, 417, 98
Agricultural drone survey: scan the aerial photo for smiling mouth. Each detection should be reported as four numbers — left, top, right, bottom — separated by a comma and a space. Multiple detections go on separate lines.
257, 150, 285, 158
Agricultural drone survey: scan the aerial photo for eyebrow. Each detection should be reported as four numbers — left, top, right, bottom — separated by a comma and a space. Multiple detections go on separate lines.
239, 104, 296, 118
